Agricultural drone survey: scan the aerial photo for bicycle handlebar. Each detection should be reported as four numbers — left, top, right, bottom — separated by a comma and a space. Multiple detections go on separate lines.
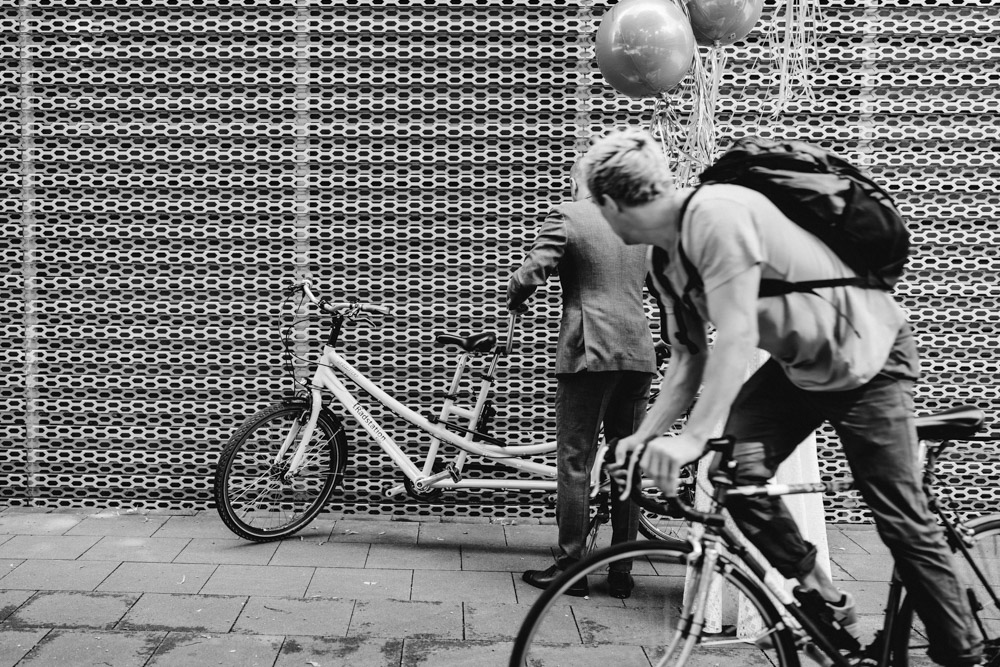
296, 281, 393, 317
605, 437, 853, 529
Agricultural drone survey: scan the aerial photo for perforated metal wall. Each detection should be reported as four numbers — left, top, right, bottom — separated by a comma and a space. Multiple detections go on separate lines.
2, 0, 997, 523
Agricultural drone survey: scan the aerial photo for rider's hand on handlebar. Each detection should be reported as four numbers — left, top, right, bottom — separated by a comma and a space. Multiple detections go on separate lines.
615, 433, 705, 499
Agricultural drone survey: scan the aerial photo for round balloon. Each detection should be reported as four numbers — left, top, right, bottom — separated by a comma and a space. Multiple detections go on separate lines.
595, 0, 696, 99
686, 0, 764, 46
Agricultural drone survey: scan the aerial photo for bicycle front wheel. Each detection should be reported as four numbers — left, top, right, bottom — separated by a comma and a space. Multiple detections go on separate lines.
213, 401, 348, 541
509, 540, 799, 667
893, 517, 1000, 667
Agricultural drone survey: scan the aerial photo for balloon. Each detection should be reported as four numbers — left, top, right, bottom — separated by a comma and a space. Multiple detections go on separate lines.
595, 0, 696, 99
686, 0, 764, 46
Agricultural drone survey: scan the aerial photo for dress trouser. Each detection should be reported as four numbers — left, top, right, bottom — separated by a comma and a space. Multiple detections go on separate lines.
722, 331, 982, 667
554, 370, 652, 571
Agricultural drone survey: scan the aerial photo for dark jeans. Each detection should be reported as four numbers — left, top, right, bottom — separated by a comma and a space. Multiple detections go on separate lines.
554, 370, 652, 571
723, 329, 982, 667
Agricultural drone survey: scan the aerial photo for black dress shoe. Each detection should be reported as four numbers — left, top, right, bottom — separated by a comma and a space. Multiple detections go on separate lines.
607, 571, 634, 599
522, 563, 589, 597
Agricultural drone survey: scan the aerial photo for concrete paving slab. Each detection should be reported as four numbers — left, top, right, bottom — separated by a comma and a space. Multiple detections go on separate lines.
232, 595, 354, 636
840, 526, 891, 554
279, 517, 337, 540
269, 539, 369, 568
0, 534, 101, 560
835, 580, 892, 612
0, 589, 31, 620
0, 559, 120, 591
0, 513, 82, 536
624, 573, 685, 609
401, 639, 516, 667
366, 542, 461, 570
348, 599, 463, 639
503, 523, 557, 548
65, 513, 169, 537
145, 631, 283, 667
151, 514, 241, 540
418, 522, 506, 547
329, 518, 419, 544
14, 629, 163, 667
274, 636, 403, 667
411, 569, 516, 603
574, 603, 682, 645
831, 553, 896, 582
97, 562, 217, 595
306, 566, 412, 600
172, 537, 279, 565
117, 593, 247, 633
827, 528, 872, 554
465, 602, 578, 643
78, 536, 191, 563
0, 559, 21, 582
502, 641, 649, 667
646, 644, 781, 666
5, 590, 139, 630
461, 545, 550, 572
0, 628, 47, 667
199, 564, 314, 597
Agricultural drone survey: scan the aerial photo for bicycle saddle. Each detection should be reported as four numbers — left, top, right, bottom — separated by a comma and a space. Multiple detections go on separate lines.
434, 332, 496, 353
914, 404, 986, 441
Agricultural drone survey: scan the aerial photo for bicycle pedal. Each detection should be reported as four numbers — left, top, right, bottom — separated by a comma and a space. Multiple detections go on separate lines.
543, 494, 557, 508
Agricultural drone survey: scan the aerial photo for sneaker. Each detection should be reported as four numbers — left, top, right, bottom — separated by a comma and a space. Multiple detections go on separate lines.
793, 587, 862, 651
826, 591, 861, 646
755, 589, 861, 652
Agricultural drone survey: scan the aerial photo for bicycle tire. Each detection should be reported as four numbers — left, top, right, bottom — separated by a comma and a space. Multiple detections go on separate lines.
891, 517, 1000, 667
636, 468, 696, 542
509, 540, 800, 667
214, 401, 348, 541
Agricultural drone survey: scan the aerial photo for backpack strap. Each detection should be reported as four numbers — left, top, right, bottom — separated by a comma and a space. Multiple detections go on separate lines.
679, 185, 881, 299
758, 277, 870, 297
675, 187, 706, 313
647, 247, 701, 355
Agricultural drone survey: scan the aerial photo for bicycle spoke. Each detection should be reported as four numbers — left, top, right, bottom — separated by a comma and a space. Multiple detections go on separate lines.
214, 404, 345, 541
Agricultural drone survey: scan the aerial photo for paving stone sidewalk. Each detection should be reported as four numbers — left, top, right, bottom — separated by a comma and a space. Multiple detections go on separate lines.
0, 507, 893, 667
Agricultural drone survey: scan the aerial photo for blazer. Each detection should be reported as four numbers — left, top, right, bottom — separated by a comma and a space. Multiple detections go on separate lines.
508, 199, 657, 375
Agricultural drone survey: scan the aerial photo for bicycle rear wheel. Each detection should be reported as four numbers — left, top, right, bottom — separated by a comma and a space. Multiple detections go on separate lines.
509, 540, 799, 667
892, 517, 1000, 667
213, 401, 347, 541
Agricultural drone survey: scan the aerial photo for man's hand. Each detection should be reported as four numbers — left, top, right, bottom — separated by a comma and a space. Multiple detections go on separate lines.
637, 433, 705, 496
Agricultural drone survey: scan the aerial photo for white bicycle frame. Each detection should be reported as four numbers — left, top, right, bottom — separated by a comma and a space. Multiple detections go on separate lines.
290, 283, 612, 498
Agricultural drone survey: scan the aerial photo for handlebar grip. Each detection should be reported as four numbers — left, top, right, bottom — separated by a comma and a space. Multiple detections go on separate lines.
605, 439, 727, 528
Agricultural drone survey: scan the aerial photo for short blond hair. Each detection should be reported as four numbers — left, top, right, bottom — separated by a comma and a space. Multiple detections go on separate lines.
581, 129, 674, 207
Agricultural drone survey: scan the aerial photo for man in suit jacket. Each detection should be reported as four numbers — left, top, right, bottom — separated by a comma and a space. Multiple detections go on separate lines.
506, 161, 657, 599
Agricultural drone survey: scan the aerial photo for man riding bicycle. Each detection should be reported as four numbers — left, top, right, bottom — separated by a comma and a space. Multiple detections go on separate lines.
583, 128, 981, 667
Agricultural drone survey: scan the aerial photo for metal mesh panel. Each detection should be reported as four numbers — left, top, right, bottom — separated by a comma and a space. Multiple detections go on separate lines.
2, 0, 998, 523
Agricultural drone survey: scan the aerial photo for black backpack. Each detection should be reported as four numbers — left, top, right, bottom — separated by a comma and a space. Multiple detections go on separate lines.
675, 137, 910, 299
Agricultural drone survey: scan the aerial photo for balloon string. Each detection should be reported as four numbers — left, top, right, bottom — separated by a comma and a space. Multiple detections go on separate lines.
767, 0, 818, 116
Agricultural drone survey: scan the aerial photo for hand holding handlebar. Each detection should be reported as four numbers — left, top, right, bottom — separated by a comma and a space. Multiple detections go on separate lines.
605, 437, 732, 528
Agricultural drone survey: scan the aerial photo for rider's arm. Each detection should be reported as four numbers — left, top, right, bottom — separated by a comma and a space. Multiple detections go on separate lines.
631, 310, 707, 442
507, 210, 567, 310
680, 265, 761, 443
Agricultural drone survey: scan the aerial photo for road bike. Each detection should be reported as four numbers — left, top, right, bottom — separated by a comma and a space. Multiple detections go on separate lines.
213, 281, 674, 543
510, 405, 999, 667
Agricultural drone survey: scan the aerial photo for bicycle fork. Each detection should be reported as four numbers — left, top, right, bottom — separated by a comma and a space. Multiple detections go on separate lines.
655, 537, 724, 667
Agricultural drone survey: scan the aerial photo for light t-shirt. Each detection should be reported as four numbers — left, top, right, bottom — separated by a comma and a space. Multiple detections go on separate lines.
653, 184, 908, 391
